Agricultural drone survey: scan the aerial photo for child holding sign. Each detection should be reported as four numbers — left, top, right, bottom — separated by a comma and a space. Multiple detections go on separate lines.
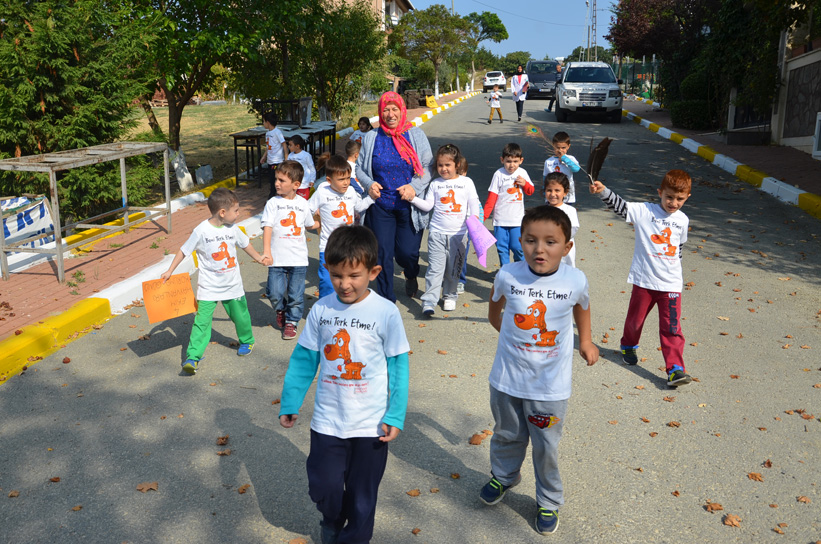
161, 188, 266, 375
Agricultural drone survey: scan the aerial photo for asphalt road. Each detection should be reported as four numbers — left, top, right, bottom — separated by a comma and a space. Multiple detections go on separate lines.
1, 95, 819, 544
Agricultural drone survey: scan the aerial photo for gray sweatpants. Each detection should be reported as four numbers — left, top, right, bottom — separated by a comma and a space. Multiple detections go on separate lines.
489, 385, 568, 509
421, 231, 467, 307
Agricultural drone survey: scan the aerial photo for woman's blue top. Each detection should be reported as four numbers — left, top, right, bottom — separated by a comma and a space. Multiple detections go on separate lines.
372, 128, 414, 210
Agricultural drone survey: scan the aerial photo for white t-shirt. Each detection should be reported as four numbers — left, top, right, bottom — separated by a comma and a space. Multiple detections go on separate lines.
260, 196, 315, 267
417, 175, 481, 235
488, 167, 533, 227
490, 261, 590, 401
489, 91, 501, 108
265, 128, 286, 165
350, 129, 370, 143
543, 155, 578, 203
556, 202, 579, 267
309, 184, 373, 251
511, 74, 529, 102
298, 291, 410, 438
181, 220, 249, 301
625, 202, 688, 292
288, 150, 316, 187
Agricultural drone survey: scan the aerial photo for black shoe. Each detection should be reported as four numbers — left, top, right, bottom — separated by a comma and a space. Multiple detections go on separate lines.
517, 116, 521, 122
500, 119, 503, 123
621, 346, 638, 365
667, 370, 692, 387
405, 276, 418, 297
488, 119, 492, 124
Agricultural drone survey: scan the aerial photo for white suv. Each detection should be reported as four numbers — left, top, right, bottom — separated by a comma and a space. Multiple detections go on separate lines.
482, 71, 506, 92
554, 62, 623, 123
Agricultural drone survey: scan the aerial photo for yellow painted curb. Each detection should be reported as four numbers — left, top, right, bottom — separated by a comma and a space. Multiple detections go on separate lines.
696, 145, 717, 162
669, 133, 684, 144
736, 165, 766, 187
621, 110, 628, 116
0, 297, 112, 384
648, 123, 661, 132
797, 192, 821, 219
200, 177, 237, 197
631, 115, 643, 124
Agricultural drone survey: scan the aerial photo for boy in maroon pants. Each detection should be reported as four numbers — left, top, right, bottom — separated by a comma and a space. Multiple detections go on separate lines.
590, 170, 692, 387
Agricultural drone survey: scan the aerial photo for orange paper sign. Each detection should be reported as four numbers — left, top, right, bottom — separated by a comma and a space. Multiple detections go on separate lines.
142, 274, 197, 323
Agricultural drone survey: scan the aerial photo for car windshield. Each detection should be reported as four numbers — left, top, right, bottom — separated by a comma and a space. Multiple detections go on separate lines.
486, 72, 502, 78
528, 62, 558, 74
564, 67, 616, 83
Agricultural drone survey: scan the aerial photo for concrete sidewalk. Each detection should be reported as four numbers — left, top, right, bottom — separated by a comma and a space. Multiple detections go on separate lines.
622, 97, 821, 219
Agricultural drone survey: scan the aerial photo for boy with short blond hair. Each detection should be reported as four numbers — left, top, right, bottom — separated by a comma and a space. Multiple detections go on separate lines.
279, 226, 409, 544
161, 188, 266, 374
480, 205, 598, 535
487, 84, 503, 124
590, 170, 692, 387
543, 131, 580, 204
261, 160, 317, 340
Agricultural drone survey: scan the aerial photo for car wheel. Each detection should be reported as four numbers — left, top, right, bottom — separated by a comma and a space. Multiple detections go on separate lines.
609, 109, 622, 123
555, 107, 567, 122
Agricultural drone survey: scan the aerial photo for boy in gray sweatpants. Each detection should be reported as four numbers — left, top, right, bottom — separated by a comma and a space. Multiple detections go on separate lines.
480, 205, 599, 535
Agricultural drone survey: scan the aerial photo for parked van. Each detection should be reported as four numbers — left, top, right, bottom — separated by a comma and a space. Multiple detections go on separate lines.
554, 61, 623, 123
525, 59, 561, 100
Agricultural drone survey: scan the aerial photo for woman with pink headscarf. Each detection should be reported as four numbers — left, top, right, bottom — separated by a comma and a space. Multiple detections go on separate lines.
356, 91, 433, 302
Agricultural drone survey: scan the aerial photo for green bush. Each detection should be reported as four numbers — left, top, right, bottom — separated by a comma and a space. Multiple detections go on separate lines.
679, 71, 707, 100
670, 100, 713, 130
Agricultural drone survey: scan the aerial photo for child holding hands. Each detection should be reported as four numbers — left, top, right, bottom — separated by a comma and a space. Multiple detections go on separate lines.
590, 170, 693, 387
161, 188, 266, 374
279, 226, 409, 544
409, 144, 480, 316
480, 205, 598, 535
484, 143, 534, 265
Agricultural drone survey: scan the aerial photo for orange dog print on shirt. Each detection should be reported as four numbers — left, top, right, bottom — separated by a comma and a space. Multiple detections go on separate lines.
514, 300, 558, 347
211, 241, 236, 269
331, 202, 353, 225
650, 227, 677, 257
506, 186, 523, 201
440, 189, 462, 212
324, 328, 365, 380
280, 211, 302, 236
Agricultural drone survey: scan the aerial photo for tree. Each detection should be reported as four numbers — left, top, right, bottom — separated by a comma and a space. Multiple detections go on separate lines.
498, 51, 532, 76
389, 5, 473, 96
464, 12, 508, 90
564, 45, 612, 63
0, 0, 160, 220
301, 0, 386, 120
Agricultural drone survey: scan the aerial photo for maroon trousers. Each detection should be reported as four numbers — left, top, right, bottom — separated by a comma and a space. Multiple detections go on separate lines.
620, 285, 686, 373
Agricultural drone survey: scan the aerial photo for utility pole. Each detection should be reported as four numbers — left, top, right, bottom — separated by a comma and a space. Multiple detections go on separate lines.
591, 0, 597, 61
585, 1, 590, 61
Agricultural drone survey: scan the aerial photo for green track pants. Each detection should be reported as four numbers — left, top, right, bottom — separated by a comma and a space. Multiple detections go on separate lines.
186, 296, 254, 361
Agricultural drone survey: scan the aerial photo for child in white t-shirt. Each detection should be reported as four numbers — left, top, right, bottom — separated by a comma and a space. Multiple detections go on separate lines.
260, 112, 288, 199
349, 116, 374, 144
161, 188, 266, 375
279, 226, 409, 544
590, 170, 692, 388
287, 135, 316, 199
483, 142, 534, 265
544, 172, 579, 267
487, 84, 503, 124
542, 131, 580, 204
480, 205, 598, 535
260, 160, 318, 341
410, 144, 480, 316
309, 155, 373, 298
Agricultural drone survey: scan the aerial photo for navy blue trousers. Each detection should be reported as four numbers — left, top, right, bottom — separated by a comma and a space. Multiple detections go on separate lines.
364, 203, 422, 302
307, 430, 389, 544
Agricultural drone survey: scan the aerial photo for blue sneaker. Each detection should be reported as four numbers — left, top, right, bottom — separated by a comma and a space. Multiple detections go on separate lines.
479, 475, 520, 505
667, 369, 692, 387
621, 346, 638, 365
535, 507, 559, 534
237, 343, 254, 356
182, 359, 199, 375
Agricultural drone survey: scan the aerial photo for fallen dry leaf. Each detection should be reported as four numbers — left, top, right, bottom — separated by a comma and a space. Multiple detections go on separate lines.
8, 490, 20, 498
705, 501, 723, 513
71, 505, 82, 511
801, 413, 815, 420
430, 488, 439, 493
797, 496, 811, 503
136, 482, 158, 493
748, 472, 764, 482
120, 347, 127, 351
49, 477, 60, 483
773, 527, 784, 535
608, 420, 618, 425
289, 539, 308, 544
723, 514, 741, 527
672, 490, 680, 497
177, 414, 184, 418
216, 435, 229, 446
800, 345, 810, 349
814, 384, 821, 389
437, 350, 447, 355
758, 427, 767, 431
635, 467, 643, 472
406, 489, 421, 497
640, 417, 650, 423
635, 385, 645, 390
663, 396, 676, 402
667, 421, 681, 428
411, 528, 421, 535
469, 433, 487, 445
777, 522, 788, 528
62, 357, 71, 364
730, 375, 740, 379
237, 484, 251, 494
769, 504, 778, 508
717, 316, 730, 321
782, 344, 791, 349
649, 432, 658, 437
418, 323, 426, 328
216, 449, 231, 456
451, 473, 460, 479
448, 374, 457, 378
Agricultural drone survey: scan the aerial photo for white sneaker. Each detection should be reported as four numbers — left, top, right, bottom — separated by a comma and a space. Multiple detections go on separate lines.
422, 304, 435, 317
443, 299, 456, 311
457, 282, 465, 294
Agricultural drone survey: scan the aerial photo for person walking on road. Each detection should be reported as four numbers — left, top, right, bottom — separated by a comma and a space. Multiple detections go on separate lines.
511, 64, 529, 122
356, 91, 434, 302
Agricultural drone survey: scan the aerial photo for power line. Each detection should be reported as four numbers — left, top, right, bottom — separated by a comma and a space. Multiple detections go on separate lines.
467, 0, 586, 27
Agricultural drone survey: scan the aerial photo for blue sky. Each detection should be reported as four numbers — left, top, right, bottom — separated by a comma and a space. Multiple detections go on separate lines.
409, 0, 618, 60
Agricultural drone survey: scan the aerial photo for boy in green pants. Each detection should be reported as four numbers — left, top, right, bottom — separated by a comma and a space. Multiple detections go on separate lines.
161, 188, 267, 374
